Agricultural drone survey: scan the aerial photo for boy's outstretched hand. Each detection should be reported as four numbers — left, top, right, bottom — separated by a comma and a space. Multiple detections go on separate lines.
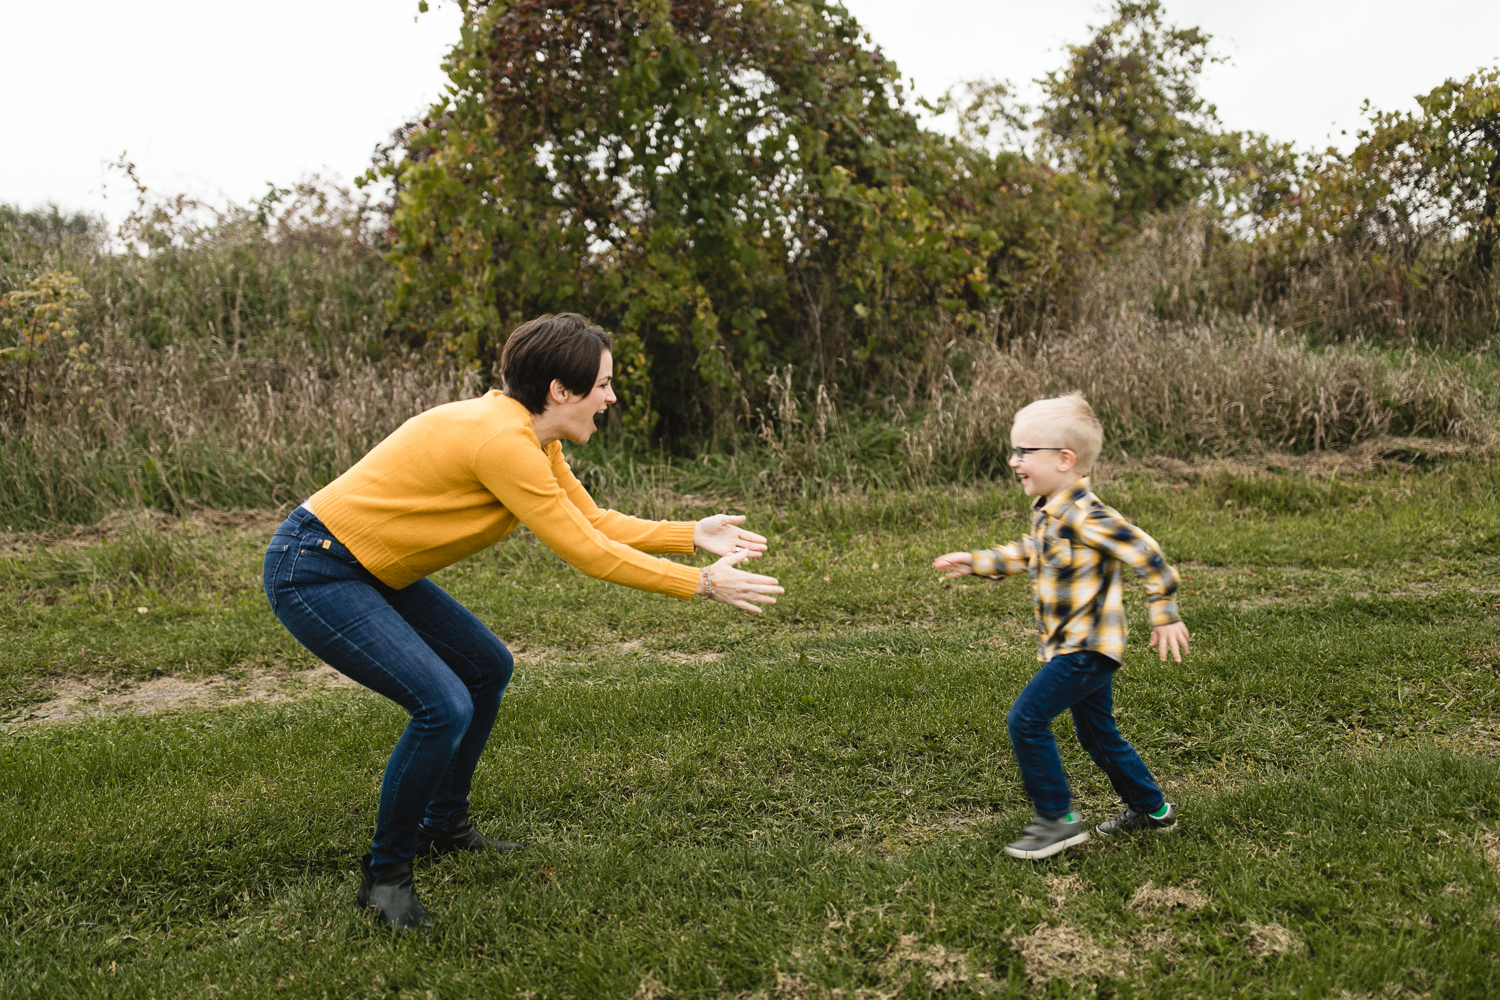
1149, 622, 1190, 662
931, 551, 974, 578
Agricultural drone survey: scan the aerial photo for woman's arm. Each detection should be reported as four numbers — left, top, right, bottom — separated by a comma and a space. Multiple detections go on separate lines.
549, 446, 695, 553
550, 447, 769, 559
478, 432, 698, 597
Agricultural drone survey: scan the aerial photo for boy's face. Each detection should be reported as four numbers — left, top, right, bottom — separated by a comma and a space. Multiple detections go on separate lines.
1009, 419, 1080, 500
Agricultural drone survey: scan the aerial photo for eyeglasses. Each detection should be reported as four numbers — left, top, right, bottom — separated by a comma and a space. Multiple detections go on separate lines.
1009, 447, 1066, 461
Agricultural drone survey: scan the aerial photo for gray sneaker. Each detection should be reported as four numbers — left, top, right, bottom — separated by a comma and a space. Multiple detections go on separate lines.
1096, 802, 1177, 835
1003, 815, 1090, 860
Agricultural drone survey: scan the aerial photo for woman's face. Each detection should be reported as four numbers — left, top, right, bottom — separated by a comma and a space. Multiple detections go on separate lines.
551, 350, 616, 445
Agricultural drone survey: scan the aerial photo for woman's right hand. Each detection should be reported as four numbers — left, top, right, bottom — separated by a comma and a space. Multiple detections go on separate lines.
701, 550, 783, 612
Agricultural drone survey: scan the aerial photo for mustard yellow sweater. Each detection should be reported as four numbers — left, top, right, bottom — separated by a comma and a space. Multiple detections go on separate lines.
308, 391, 699, 597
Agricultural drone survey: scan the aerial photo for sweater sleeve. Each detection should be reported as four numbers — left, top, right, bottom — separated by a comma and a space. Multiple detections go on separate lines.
549, 446, 696, 554
473, 428, 699, 599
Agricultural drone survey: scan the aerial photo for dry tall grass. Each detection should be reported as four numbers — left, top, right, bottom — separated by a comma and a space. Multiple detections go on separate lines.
896, 213, 1496, 480
1096, 206, 1500, 346
2, 188, 1494, 527
0, 328, 479, 526
15, 326, 476, 464
0, 186, 490, 525
905, 316, 1490, 479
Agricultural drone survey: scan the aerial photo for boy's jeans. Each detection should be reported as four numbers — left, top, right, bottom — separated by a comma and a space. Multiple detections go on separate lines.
262, 506, 514, 869
1006, 649, 1164, 821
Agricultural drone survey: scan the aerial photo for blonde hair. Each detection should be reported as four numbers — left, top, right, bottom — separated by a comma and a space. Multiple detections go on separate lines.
1012, 393, 1103, 474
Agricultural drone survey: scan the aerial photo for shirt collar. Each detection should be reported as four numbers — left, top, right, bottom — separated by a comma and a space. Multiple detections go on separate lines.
1037, 477, 1093, 519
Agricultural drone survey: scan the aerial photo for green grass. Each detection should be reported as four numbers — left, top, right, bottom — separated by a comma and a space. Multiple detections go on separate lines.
2, 467, 1499, 998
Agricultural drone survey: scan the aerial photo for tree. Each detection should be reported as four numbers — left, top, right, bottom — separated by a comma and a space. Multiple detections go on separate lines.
374, 0, 1094, 439
1035, 0, 1225, 225
1349, 66, 1500, 274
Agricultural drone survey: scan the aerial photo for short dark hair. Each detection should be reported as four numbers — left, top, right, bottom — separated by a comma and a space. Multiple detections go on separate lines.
500, 313, 613, 414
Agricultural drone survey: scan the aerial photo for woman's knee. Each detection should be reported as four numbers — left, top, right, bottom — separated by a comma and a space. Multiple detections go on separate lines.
419, 688, 475, 742
488, 643, 515, 689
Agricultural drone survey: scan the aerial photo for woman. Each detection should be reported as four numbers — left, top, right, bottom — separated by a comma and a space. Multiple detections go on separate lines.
262, 313, 782, 932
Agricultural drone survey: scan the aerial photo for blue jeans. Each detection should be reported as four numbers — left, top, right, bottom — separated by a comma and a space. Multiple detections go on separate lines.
262, 507, 514, 869
1005, 650, 1164, 821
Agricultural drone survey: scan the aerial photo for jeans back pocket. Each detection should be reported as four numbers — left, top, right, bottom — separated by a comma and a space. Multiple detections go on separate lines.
262, 540, 293, 611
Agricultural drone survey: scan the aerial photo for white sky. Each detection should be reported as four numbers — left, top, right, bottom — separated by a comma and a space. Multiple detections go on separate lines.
3, 0, 1497, 225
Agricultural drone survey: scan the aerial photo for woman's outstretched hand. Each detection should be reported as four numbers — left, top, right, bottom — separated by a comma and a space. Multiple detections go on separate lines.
694, 514, 769, 559
701, 549, 783, 613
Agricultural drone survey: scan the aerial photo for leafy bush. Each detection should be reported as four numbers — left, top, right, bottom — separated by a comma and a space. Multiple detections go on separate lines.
375, 0, 1105, 438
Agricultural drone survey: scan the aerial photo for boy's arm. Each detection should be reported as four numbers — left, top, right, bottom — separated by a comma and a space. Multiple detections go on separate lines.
1073, 510, 1181, 627
933, 538, 1029, 578
969, 538, 1032, 579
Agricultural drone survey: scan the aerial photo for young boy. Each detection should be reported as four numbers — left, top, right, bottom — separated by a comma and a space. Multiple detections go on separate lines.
932, 393, 1189, 860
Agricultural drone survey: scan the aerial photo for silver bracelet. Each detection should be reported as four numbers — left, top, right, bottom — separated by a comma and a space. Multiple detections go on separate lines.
698, 566, 716, 600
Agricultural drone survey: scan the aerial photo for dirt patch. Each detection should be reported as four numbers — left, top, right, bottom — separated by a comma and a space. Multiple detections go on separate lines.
876, 808, 999, 857
1131, 926, 1185, 956
0, 507, 286, 558
1011, 923, 1133, 985
1044, 874, 1089, 911
655, 649, 726, 666
1481, 831, 1500, 881
1242, 921, 1306, 959
1332, 985, 1430, 1000
15, 665, 362, 724
632, 977, 671, 1000
1128, 880, 1210, 913
1116, 437, 1474, 483
761, 972, 824, 1000
882, 934, 985, 991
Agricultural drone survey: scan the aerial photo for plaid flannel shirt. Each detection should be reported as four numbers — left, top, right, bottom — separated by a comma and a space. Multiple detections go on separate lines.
970, 478, 1180, 664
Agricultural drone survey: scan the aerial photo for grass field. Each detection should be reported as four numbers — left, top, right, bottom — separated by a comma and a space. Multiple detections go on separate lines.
2, 465, 1499, 999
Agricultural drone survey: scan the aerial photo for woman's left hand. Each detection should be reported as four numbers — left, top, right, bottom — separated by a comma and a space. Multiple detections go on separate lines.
694, 514, 769, 559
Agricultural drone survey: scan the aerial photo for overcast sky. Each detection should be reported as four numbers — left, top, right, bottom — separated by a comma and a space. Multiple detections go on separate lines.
4, 0, 1497, 225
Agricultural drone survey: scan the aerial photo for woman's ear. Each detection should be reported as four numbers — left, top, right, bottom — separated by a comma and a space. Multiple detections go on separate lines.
547, 379, 571, 406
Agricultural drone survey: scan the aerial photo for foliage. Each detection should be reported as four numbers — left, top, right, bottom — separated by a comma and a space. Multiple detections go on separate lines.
4, 177, 1497, 530
1186, 66, 1500, 343
376, 0, 1103, 438
0, 270, 93, 423
1007, 4, 1499, 345
2, 3, 1496, 530
1035, 0, 1228, 225
0, 205, 102, 294
906, 322, 1488, 481
1339, 65, 1500, 273
0, 177, 427, 528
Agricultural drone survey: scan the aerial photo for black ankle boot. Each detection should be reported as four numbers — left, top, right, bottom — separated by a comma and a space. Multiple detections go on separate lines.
357, 854, 433, 933
415, 808, 522, 857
